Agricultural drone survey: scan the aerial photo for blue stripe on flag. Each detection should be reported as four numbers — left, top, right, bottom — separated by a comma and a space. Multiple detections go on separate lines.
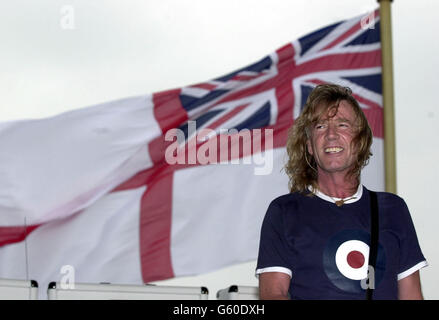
343, 74, 382, 94
298, 21, 343, 56
180, 90, 229, 112
300, 84, 315, 111
345, 21, 380, 46
214, 56, 273, 82
179, 109, 224, 140
234, 102, 271, 131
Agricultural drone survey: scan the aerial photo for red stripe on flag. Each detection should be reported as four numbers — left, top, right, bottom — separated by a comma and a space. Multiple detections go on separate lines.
139, 168, 175, 283
361, 107, 383, 138
231, 74, 262, 82
113, 135, 171, 191
354, 93, 383, 139
207, 104, 248, 130
0, 224, 41, 247
321, 21, 362, 51
274, 81, 295, 146
207, 45, 297, 108
153, 89, 188, 134
190, 82, 217, 91
274, 43, 295, 146
295, 51, 381, 76
276, 43, 296, 65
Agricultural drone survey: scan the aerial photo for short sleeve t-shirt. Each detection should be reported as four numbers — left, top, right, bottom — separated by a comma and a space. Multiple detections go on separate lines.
256, 185, 427, 300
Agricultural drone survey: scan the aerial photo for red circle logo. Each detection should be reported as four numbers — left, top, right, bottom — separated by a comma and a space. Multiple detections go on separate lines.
347, 250, 365, 269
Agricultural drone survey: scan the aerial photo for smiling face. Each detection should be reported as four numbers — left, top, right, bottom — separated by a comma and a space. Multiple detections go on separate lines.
306, 100, 359, 178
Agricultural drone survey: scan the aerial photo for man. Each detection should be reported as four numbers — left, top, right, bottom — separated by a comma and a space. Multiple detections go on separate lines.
256, 83, 427, 300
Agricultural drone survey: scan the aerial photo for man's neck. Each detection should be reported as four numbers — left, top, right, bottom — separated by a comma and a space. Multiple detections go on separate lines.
316, 172, 359, 199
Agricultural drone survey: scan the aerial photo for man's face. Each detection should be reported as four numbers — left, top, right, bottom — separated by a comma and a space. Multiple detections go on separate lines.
306, 100, 358, 177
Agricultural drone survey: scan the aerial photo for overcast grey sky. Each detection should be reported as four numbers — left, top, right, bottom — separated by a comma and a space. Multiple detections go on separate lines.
1, 0, 438, 299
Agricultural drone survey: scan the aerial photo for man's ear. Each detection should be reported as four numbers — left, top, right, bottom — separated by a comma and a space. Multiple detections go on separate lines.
306, 139, 313, 156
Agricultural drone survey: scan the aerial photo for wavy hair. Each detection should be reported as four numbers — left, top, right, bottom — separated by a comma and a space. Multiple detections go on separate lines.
285, 83, 373, 193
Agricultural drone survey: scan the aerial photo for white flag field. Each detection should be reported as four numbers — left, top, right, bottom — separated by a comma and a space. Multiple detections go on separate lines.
0, 11, 384, 297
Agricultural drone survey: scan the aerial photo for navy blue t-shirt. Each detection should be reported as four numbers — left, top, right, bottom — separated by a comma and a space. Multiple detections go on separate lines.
256, 186, 427, 300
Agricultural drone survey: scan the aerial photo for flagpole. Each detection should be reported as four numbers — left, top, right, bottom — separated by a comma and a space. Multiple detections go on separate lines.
378, 0, 397, 194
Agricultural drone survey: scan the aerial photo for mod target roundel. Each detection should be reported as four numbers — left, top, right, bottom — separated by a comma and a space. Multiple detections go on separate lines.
323, 229, 386, 293
335, 240, 369, 280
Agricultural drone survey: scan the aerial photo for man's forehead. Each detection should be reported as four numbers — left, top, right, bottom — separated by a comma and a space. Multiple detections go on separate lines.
314, 100, 356, 121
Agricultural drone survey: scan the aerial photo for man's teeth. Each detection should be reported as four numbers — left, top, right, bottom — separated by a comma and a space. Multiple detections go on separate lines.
325, 147, 343, 153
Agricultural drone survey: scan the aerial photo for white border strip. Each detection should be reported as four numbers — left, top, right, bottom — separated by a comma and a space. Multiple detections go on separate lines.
397, 260, 428, 280
255, 266, 292, 278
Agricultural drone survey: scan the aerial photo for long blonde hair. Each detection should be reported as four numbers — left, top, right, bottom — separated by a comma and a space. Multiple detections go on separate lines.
285, 83, 373, 193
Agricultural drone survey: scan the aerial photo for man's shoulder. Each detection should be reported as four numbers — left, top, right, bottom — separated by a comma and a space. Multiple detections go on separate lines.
269, 191, 313, 208
264, 192, 311, 222
365, 187, 407, 208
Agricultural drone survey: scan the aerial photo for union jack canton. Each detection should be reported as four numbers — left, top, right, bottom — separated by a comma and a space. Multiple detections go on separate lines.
152, 9, 382, 156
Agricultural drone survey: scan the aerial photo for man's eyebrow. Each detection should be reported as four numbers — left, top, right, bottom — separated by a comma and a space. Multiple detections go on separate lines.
315, 117, 352, 123
335, 117, 352, 123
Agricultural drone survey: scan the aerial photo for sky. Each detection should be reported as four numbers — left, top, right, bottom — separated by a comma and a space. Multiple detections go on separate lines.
1, 0, 438, 299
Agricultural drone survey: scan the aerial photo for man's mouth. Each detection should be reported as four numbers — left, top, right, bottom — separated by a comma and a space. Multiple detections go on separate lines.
324, 147, 344, 154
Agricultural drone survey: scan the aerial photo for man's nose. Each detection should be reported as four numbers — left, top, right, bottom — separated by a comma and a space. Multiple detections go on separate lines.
325, 123, 339, 139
